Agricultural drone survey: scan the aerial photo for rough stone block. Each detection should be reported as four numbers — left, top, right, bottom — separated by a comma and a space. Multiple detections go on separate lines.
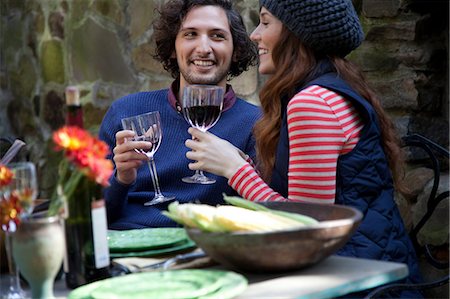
91, 82, 133, 107
366, 70, 418, 109
401, 167, 434, 202
362, 0, 401, 18
93, 0, 123, 24
230, 66, 258, 97
128, 0, 156, 42
409, 117, 450, 151
49, 11, 64, 39
413, 174, 449, 246
40, 39, 65, 84
148, 78, 173, 92
10, 53, 37, 99
71, 17, 134, 84
349, 42, 400, 72
42, 89, 65, 130
364, 15, 420, 41
132, 42, 167, 76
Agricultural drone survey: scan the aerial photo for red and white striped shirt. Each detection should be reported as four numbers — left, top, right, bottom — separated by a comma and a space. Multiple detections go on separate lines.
229, 85, 364, 204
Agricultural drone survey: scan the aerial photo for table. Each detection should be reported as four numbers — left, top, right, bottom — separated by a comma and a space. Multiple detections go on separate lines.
236, 256, 408, 299
1, 255, 408, 299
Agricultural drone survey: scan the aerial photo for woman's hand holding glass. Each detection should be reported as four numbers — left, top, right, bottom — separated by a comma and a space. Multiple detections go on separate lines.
185, 128, 247, 180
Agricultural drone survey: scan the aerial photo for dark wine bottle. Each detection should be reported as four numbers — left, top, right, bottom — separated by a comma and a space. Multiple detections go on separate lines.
62, 85, 110, 288
65, 86, 83, 128
64, 177, 111, 289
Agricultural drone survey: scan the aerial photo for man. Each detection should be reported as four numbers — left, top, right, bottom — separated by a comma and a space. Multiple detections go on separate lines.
98, 0, 260, 230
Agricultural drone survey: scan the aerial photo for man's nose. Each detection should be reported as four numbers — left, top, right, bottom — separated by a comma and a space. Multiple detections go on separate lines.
196, 35, 212, 54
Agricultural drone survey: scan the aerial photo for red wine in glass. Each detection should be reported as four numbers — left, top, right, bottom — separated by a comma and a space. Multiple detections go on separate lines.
182, 85, 224, 184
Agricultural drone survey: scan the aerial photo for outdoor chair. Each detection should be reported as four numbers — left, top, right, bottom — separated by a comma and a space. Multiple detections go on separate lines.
365, 133, 449, 298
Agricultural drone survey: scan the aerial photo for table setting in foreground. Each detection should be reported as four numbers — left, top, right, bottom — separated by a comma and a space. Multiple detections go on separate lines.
53, 198, 408, 299
1, 195, 409, 299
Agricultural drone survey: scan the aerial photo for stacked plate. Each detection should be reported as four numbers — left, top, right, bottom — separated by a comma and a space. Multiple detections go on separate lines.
68, 269, 247, 299
108, 228, 196, 258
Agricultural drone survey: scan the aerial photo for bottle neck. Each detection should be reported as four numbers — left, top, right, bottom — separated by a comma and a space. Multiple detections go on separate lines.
66, 105, 83, 128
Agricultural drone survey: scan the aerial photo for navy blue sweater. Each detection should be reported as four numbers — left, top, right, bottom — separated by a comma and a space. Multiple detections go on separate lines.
99, 85, 261, 230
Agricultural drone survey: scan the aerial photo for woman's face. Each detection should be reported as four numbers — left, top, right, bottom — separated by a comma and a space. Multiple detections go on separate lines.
250, 7, 283, 75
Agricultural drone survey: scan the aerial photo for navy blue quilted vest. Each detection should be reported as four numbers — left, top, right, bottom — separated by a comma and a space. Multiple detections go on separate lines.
269, 73, 423, 290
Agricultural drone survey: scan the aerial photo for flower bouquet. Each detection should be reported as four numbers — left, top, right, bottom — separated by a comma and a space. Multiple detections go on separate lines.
48, 126, 113, 217
48, 126, 113, 288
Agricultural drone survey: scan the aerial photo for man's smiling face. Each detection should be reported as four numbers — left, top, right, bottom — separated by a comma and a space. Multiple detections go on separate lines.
175, 5, 234, 91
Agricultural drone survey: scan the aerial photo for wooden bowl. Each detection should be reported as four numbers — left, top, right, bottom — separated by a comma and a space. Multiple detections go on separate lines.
187, 202, 362, 273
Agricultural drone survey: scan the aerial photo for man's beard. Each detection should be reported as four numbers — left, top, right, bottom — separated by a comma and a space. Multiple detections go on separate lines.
180, 67, 229, 86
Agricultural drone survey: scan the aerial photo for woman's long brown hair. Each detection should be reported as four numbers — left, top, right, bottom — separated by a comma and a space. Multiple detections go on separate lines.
254, 27, 406, 192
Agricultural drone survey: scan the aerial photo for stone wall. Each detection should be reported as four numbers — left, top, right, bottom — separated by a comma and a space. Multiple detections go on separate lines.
1, 0, 448, 291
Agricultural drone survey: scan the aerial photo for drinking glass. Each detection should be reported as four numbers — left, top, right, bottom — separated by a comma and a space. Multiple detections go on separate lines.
1, 162, 38, 299
10, 162, 38, 216
182, 85, 224, 184
121, 111, 175, 205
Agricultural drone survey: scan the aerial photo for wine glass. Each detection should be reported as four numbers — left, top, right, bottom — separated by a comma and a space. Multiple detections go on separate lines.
182, 85, 224, 184
10, 162, 38, 217
1, 162, 37, 299
121, 111, 175, 206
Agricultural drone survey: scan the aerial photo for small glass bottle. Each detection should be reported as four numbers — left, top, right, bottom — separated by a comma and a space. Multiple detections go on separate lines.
65, 86, 83, 128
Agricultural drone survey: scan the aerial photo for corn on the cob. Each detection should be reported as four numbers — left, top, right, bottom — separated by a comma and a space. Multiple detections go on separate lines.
164, 196, 319, 232
213, 206, 300, 232
223, 194, 318, 226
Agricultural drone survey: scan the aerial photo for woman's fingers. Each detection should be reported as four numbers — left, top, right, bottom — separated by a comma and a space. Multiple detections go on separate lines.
184, 128, 246, 178
187, 127, 209, 140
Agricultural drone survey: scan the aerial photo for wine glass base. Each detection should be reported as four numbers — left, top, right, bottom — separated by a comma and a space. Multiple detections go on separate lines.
182, 174, 216, 184
0, 275, 25, 299
143, 195, 176, 206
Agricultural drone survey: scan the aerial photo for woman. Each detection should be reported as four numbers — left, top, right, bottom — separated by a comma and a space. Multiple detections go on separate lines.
185, 0, 422, 297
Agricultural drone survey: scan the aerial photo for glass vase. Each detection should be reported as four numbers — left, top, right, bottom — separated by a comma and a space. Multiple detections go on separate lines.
12, 215, 64, 299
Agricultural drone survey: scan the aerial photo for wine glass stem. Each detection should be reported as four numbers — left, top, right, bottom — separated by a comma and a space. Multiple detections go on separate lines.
147, 159, 163, 198
195, 170, 205, 176
191, 135, 207, 178
5, 232, 22, 292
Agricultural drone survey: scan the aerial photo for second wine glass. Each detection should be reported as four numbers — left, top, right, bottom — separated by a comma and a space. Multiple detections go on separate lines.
182, 85, 224, 184
121, 111, 175, 206
1, 162, 38, 299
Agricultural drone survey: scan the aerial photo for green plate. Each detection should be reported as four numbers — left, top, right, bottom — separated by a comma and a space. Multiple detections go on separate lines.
109, 239, 196, 258
108, 228, 189, 253
68, 270, 247, 299
200, 271, 248, 299
68, 280, 104, 299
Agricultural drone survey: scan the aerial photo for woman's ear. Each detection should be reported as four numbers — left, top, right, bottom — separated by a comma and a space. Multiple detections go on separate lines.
171, 51, 177, 59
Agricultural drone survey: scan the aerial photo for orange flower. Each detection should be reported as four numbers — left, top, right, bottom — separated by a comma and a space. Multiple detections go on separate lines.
53, 126, 113, 187
53, 126, 90, 152
0, 164, 13, 187
0, 193, 22, 230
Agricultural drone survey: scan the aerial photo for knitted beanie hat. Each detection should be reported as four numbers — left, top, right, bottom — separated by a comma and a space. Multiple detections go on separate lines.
259, 0, 364, 57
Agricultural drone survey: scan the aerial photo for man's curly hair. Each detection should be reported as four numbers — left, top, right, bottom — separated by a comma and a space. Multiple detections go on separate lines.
152, 0, 258, 80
